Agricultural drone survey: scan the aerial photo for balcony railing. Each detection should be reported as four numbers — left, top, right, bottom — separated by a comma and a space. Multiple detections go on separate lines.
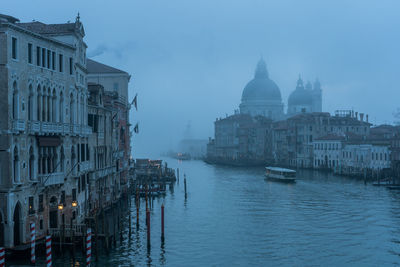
23, 121, 93, 136
13, 119, 25, 132
39, 172, 64, 186
79, 161, 93, 173
93, 166, 115, 179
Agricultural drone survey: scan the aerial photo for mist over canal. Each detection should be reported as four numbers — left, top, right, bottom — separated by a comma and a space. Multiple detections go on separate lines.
32, 158, 400, 266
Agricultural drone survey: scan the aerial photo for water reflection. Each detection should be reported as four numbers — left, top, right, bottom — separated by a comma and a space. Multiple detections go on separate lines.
14, 159, 400, 266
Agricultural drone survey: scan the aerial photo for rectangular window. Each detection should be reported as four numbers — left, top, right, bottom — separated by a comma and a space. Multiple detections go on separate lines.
52, 51, 56, 70
36, 46, 41, 66
69, 57, 73, 75
41, 48, 46, 67
11, 37, 17, 59
61, 190, 65, 204
72, 188, 77, 201
113, 83, 119, 92
28, 43, 32, 64
29, 196, 35, 214
59, 54, 63, 72
40, 219, 43, 230
39, 194, 44, 212
47, 49, 50, 68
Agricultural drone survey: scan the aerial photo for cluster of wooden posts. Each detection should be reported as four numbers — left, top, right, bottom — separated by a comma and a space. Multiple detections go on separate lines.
2, 167, 186, 265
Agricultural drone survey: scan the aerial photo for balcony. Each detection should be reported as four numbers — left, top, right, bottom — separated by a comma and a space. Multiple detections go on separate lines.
63, 123, 70, 134
26, 121, 91, 136
93, 166, 115, 179
13, 119, 25, 132
28, 121, 40, 133
79, 161, 93, 173
39, 172, 64, 186
74, 125, 80, 135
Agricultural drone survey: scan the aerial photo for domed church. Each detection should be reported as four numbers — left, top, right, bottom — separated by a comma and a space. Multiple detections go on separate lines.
239, 58, 284, 120
287, 76, 322, 116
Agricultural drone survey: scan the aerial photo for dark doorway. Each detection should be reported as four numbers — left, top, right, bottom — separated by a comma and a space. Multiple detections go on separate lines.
49, 210, 58, 229
13, 202, 21, 246
49, 196, 58, 229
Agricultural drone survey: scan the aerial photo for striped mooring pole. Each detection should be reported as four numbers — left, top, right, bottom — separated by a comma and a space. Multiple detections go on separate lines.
30, 222, 36, 264
86, 228, 92, 266
46, 235, 52, 267
0, 247, 5, 267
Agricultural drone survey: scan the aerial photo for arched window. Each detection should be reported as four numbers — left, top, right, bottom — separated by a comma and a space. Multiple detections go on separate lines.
76, 96, 80, 125
42, 87, 46, 122
60, 146, 65, 171
37, 85, 41, 121
70, 94, 74, 124
52, 89, 57, 122
47, 147, 52, 174
47, 88, 51, 122
71, 146, 76, 175
59, 92, 64, 123
53, 147, 57, 172
13, 146, 20, 183
12, 81, 18, 119
80, 96, 84, 125
29, 146, 35, 181
28, 85, 33, 120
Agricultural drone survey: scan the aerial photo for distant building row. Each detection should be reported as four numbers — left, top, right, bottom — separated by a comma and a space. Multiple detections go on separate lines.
207, 108, 398, 178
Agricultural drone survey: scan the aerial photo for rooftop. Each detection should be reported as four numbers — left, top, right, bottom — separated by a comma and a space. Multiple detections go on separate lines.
87, 59, 129, 75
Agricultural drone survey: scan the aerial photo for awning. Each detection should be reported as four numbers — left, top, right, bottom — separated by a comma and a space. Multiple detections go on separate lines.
36, 136, 61, 147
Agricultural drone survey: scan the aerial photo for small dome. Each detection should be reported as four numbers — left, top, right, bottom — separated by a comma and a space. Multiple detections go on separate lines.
241, 59, 282, 102
288, 77, 313, 106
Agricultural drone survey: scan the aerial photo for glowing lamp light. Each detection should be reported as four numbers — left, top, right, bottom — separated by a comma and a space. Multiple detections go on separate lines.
58, 204, 64, 210
72, 201, 78, 207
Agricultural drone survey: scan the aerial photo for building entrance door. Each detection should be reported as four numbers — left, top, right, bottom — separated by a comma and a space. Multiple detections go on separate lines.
49, 210, 58, 229
13, 203, 21, 246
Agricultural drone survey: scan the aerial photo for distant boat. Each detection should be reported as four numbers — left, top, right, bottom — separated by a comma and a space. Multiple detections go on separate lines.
265, 167, 296, 183
174, 153, 191, 160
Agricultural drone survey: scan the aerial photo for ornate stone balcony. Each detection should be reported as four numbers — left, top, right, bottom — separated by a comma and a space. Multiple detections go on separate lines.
25, 121, 92, 136
12, 119, 25, 132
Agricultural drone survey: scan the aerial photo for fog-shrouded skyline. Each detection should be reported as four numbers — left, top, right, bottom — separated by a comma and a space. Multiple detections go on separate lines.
3, 0, 400, 157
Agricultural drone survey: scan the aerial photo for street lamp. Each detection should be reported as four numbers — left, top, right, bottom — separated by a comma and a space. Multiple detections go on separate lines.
58, 204, 64, 210
72, 200, 78, 207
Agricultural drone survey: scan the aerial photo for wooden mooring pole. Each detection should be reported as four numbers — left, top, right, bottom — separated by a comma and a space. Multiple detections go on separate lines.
146, 208, 151, 248
184, 175, 187, 198
161, 204, 165, 242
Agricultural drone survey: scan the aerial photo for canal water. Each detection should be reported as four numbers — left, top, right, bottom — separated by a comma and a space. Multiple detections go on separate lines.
14, 158, 400, 266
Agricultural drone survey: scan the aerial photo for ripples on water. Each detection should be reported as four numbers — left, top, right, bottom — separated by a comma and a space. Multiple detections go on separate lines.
30, 160, 400, 266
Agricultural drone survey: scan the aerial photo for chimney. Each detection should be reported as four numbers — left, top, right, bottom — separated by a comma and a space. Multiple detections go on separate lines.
352, 110, 354, 118
366, 114, 369, 123
360, 113, 364, 122
355, 112, 358, 120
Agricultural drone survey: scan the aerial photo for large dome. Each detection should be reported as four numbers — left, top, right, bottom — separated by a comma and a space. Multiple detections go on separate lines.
288, 78, 313, 106
241, 59, 282, 102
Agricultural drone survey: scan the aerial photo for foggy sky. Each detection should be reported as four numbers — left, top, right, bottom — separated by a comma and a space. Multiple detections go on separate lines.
4, 0, 400, 157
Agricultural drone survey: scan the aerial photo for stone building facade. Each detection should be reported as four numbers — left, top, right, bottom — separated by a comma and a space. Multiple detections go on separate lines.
272, 110, 371, 168
0, 14, 92, 247
87, 59, 132, 198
